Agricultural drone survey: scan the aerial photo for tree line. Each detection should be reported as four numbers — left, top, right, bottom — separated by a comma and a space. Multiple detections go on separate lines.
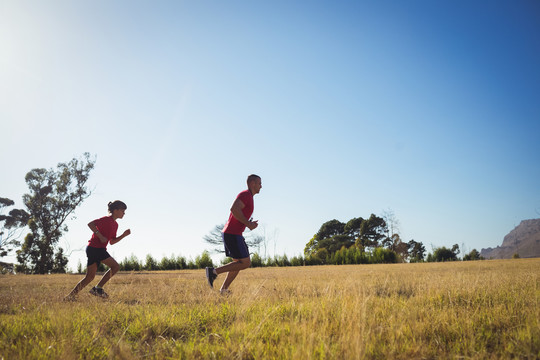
81, 242, 483, 275
1, 153, 484, 274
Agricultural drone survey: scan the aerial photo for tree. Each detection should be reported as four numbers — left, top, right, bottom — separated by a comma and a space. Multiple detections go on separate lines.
52, 247, 69, 273
0, 197, 30, 257
203, 223, 265, 254
463, 249, 483, 261
386, 234, 410, 261
407, 239, 426, 262
344, 217, 364, 243
355, 214, 387, 249
431, 244, 460, 262
381, 208, 400, 240
16, 153, 95, 274
305, 215, 387, 257
304, 219, 347, 256
144, 254, 158, 271
195, 250, 214, 269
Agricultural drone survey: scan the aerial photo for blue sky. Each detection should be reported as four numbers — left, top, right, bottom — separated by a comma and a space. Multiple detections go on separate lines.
1, 1, 539, 270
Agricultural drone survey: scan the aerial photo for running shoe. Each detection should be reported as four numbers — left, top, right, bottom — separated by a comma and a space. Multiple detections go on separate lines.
89, 286, 109, 299
206, 267, 217, 288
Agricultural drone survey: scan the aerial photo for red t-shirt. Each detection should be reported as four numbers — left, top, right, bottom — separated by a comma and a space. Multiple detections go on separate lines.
87, 216, 118, 249
223, 189, 254, 235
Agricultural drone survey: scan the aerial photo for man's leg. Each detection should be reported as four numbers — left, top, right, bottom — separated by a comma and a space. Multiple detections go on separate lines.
216, 257, 251, 290
221, 270, 239, 291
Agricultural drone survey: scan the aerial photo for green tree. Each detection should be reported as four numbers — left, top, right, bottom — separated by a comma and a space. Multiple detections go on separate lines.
431, 244, 460, 262
144, 254, 158, 271
16, 153, 95, 274
77, 260, 84, 274
463, 249, 483, 261
195, 251, 214, 269
52, 247, 69, 273
407, 239, 426, 262
0, 197, 30, 257
305, 215, 387, 258
120, 254, 142, 271
356, 214, 387, 248
304, 219, 348, 256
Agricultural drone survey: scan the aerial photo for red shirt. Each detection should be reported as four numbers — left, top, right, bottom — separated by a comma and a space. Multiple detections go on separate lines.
87, 216, 118, 249
223, 189, 254, 235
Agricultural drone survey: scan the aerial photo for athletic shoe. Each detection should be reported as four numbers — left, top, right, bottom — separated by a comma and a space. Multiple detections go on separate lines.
89, 286, 109, 299
206, 267, 217, 288
63, 294, 77, 302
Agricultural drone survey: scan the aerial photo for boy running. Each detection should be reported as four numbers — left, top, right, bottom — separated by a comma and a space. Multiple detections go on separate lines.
65, 200, 131, 300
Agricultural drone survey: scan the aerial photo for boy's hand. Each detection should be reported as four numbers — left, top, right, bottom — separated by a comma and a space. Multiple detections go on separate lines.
122, 229, 131, 237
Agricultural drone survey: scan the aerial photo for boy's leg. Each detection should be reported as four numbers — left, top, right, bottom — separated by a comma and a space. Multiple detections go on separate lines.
96, 257, 120, 288
66, 263, 98, 297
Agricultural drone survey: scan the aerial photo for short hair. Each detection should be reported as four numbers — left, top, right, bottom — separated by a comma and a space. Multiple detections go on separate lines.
108, 200, 127, 213
247, 174, 261, 185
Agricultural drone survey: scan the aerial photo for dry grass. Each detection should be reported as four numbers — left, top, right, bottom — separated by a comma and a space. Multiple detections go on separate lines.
1, 259, 539, 359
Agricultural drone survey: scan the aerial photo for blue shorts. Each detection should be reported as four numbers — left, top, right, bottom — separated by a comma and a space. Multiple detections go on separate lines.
86, 246, 112, 267
222, 233, 250, 259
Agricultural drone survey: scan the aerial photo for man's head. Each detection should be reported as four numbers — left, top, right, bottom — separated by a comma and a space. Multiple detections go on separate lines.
247, 174, 262, 195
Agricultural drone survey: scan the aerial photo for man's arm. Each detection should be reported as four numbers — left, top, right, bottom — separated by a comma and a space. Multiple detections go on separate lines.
230, 199, 258, 230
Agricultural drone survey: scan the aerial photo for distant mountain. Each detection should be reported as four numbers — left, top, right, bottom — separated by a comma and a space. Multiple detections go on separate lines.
480, 218, 540, 259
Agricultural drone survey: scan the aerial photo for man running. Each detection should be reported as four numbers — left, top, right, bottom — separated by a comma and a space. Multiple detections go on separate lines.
206, 174, 262, 294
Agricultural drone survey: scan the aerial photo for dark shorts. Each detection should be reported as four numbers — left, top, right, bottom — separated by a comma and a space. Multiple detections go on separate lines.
86, 246, 112, 267
223, 233, 250, 259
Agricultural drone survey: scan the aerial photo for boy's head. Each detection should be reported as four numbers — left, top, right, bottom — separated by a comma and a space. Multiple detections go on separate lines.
108, 200, 127, 213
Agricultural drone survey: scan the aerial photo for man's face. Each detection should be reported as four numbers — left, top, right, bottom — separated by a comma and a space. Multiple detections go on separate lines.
250, 178, 262, 194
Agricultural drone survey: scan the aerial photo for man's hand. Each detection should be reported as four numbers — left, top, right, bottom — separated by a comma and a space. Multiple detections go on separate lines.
247, 220, 258, 231
122, 229, 131, 237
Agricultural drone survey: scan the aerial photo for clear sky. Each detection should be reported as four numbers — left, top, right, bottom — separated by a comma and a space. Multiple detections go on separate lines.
1, 1, 539, 270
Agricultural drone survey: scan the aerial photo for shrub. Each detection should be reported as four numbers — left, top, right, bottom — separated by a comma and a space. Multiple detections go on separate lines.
195, 251, 213, 269
120, 254, 142, 271
251, 253, 263, 267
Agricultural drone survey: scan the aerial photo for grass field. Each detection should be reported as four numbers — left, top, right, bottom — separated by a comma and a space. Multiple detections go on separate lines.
1, 259, 538, 359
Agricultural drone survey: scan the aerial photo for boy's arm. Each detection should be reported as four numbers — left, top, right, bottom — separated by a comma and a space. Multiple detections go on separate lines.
110, 229, 131, 245
88, 221, 108, 244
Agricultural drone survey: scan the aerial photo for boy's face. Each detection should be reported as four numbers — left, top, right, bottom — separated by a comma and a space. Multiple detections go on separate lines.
113, 208, 126, 219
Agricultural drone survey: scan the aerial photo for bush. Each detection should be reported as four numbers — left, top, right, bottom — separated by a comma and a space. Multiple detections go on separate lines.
371, 247, 397, 264
290, 255, 304, 267
145, 255, 158, 271
463, 249, 484, 261
195, 251, 213, 269
251, 253, 263, 267
432, 247, 458, 262
120, 254, 142, 271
